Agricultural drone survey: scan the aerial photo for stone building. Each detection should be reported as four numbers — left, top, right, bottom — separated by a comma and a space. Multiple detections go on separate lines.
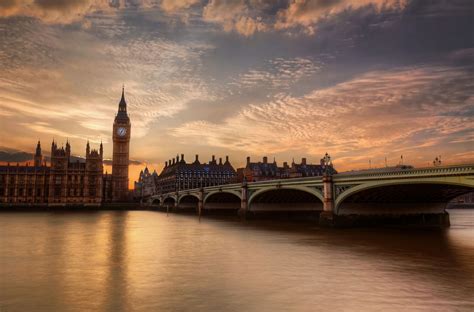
112, 86, 131, 202
238, 156, 336, 182
134, 166, 158, 199
0, 88, 132, 206
0, 140, 104, 206
155, 154, 236, 194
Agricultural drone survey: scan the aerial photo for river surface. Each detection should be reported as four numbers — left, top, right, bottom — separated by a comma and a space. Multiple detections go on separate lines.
0, 209, 473, 312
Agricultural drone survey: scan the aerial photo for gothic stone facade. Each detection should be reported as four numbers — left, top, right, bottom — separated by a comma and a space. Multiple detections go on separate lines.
0, 140, 104, 206
0, 88, 131, 206
133, 167, 158, 199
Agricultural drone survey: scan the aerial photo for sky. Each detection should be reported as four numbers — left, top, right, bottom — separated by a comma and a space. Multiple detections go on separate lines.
0, 0, 473, 187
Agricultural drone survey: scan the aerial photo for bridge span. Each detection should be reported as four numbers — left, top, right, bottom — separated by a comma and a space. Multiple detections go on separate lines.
146, 164, 474, 227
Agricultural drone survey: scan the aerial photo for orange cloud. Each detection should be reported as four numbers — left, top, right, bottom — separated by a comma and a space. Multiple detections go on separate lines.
202, 0, 268, 36
171, 66, 474, 169
0, 0, 104, 24
160, 0, 199, 13
275, 0, 407, 34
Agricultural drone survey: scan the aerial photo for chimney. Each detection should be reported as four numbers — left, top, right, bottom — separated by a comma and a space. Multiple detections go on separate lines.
165, 161, 168, 167
246, 156, 250, 165
176, 154, 179, 162
302, 158, 307, 165
172, 158, 175, 165
225, 155, 229, 163
219, 157, 222, 165
283, 161, 288, 168
181, 154, 184, 162
212, 155, 216, 163
195, 154, 199, 162
263, 156, 268, 164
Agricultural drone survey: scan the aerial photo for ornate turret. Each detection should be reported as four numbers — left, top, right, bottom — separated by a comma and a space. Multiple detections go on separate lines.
100, 141, 103, 159
86, 140, 90, 156
65, 139, 71, 159
51, 139, 56, 154
34, 140, 43, 167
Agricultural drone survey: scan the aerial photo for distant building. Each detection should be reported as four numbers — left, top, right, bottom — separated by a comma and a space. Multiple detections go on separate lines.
450, 192, 474, 206
238, 156, 335, 182
134, 166, 158, 199
155, 154, 237, 194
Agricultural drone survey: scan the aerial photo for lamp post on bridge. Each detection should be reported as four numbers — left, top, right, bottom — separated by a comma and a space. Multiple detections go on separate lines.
198, 187, 204, 219
239, 176, 248, 220
320, 153, 336, 226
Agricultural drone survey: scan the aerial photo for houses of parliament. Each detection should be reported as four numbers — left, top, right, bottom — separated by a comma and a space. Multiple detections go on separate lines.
0, 88, 131, 206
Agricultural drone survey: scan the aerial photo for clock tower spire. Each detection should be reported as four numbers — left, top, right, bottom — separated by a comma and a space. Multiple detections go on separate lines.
112, 85, 131, 202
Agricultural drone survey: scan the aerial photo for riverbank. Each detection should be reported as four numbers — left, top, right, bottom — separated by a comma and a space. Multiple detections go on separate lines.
0, 203, 145, 211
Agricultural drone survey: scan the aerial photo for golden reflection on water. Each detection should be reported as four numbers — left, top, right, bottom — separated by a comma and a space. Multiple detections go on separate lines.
0, 210, 473, 311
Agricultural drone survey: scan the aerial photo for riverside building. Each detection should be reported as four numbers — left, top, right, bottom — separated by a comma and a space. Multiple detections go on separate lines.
0, 88, 132, 206
156, 154, 237, 194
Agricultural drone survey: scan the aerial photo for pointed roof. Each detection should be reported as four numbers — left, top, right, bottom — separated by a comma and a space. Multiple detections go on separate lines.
115, 85, 130, 123
35, 140, 41, 156
119, 85, 127, 112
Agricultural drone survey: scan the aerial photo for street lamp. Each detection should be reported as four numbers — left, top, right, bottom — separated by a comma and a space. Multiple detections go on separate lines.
323, 153, 332, 175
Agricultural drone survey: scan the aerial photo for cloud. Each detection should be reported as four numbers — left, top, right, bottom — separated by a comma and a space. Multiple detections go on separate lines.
202, 0, 268, 36
171, 65, 474, 169
0, 145, 144, 165
0, 0, 435, 39
103, 159, 143, 165
0, 149, 33, 163
160, 0, 199, 13
201, 0, 409, 36
0, 0, 160, 24
233, 57, 322, 90
275, 0, 407, 34
0, 17, 216, 138
0, 0, 100, 24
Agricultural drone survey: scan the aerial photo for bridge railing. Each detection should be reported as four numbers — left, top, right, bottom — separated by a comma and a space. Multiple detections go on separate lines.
335, 164, 474, 179
149, 164, 474, 199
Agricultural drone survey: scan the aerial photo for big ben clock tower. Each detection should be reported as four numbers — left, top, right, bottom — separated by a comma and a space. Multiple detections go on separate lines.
112, 86, 131, 202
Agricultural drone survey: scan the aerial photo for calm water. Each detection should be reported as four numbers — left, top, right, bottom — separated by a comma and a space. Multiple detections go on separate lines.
0, 210, 473, 312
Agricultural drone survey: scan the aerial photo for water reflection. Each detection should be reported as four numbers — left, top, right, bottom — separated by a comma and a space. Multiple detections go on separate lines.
0, 210, 473, 311
103, 211, 130, 312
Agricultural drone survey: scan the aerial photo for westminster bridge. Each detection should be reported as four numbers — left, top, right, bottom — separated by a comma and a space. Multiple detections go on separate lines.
146, 164, 474, 227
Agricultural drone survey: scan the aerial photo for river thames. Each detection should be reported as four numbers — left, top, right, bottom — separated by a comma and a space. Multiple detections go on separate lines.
0, 209, 473, 311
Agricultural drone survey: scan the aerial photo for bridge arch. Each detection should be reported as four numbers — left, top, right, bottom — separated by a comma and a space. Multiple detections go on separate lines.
150, 197, 161, 206
163, 195, 176, 206
203, 190, 242, 203
203, 191, 241, 211
248, 186, 323, 212
176, 194, 200, 212
178, 193, 200, 204
335, 178, 474, 215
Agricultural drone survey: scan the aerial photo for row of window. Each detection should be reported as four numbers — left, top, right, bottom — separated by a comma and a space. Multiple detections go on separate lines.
0, 187, 101, 197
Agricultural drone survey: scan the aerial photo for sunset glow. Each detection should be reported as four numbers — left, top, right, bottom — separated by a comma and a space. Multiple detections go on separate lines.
1, 0, 473, 188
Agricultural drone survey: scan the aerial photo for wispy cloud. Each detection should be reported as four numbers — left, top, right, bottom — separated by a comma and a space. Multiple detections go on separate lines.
172, 66, 474, 168
1, 0, 473, 177
233, 57, 322, 90
275, 0, 407, 35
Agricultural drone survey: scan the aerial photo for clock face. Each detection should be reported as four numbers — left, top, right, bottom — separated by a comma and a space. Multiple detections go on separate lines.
117, 127, 127, 137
